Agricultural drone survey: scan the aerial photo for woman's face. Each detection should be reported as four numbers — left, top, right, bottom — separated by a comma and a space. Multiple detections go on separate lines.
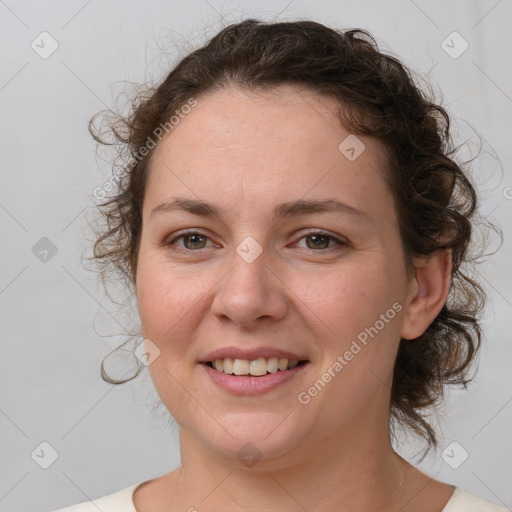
136, 85, 413, 466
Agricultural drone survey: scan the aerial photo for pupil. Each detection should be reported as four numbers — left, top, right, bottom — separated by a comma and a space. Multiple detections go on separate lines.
308, 235, 328, 249
186, 235, 205, 249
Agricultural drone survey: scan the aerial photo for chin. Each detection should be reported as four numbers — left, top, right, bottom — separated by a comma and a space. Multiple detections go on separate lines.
196, 414, 310, 469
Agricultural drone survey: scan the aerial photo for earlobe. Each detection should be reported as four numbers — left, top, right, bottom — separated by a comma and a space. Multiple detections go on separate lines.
400, 249, 452, 340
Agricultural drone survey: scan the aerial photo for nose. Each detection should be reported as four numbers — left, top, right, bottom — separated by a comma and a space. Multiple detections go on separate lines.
210, 243, 289, 328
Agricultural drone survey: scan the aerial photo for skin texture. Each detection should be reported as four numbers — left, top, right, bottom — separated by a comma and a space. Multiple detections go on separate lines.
133, 85, 454, 511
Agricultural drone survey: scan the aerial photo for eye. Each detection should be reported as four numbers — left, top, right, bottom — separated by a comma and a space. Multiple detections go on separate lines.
165, 231, 214, 251
295, 230, 348, 251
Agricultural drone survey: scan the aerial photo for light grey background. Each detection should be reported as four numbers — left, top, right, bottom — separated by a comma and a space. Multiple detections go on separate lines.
1, 1, 511, 511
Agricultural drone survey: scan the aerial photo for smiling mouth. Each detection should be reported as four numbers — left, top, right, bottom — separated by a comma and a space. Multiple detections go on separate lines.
204, 357, 309, 376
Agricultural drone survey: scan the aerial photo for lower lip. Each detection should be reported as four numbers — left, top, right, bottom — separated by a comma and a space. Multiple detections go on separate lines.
201, 362, 309, 395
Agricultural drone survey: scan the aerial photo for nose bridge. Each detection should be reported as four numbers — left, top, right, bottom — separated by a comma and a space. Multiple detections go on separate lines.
211, 234, 288, 326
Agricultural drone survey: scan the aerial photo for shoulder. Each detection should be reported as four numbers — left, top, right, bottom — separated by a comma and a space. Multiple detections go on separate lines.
48, 481, 144, 512
442, 487, 510, 512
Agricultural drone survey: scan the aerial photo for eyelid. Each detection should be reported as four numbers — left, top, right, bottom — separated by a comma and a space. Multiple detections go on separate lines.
297, 228, 348, 243
293, 228, 349, 250
165, 229, 217, 249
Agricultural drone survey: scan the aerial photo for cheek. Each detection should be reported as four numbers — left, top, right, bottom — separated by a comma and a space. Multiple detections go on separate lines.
297, 262, 404, 401
136, 262, 205, 409
297, 260, 400, 336
136, 259, 202, 347
296, 259, 406, 392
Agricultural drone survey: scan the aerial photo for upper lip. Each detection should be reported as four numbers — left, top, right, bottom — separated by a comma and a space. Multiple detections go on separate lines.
199, 346, 309, 363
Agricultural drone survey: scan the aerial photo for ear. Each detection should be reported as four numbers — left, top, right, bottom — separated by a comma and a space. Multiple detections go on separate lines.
400, 249, 452, 340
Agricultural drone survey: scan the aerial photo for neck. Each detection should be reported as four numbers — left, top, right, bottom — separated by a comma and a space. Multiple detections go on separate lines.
170, 421, 407, 512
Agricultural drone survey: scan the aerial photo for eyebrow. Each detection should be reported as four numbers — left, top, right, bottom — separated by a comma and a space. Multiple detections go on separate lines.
150, 197, 367, 221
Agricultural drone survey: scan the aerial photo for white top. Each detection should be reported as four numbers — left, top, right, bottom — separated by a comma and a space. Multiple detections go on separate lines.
50, 480, 510, 512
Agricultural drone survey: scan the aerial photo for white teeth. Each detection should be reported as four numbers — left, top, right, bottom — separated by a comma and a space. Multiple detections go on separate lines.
233, 359, 249, 375
267, 357, 279, 373
223, 358, 234, 374
210, 357, 302, 375
249, 358, 268, 376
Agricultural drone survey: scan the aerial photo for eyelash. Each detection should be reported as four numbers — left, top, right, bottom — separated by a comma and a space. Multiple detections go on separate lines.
164, 229, 348, 253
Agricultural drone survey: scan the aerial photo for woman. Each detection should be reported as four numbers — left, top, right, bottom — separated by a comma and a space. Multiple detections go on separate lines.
54, 19, 506, 512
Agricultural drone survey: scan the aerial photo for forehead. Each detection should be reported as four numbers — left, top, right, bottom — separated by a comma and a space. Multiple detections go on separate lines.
144, 85, 392, 221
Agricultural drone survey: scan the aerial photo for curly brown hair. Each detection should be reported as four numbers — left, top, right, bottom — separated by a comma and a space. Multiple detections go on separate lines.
86, 18, 490, 455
